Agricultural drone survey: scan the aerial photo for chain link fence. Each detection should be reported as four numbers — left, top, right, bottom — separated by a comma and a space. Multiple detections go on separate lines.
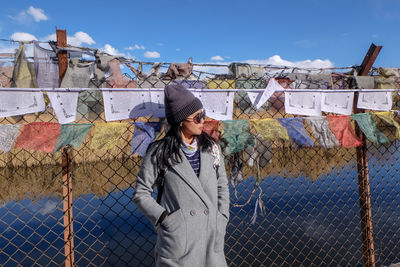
0, 56, 400, 266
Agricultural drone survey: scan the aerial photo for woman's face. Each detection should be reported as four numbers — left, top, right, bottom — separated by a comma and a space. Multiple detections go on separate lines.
181, 109, 205, 137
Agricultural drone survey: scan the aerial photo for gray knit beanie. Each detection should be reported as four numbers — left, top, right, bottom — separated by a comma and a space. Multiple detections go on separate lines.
164, 83, 203, 125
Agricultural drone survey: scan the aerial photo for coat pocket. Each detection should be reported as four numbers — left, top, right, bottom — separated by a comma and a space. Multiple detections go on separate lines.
157, 209, 187, 259
214, 210, 228, 253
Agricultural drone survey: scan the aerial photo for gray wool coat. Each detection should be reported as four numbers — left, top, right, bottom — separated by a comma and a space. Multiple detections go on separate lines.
133, 144, 230, 267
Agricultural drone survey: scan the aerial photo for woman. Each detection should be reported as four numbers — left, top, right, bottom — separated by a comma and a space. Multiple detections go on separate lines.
134, 83, 230, 267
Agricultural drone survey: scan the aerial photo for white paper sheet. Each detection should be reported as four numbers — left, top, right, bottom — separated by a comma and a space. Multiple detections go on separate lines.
247, 78, 283, 110
193, 90, 235, 120
284, 91, 322, 116
47, 90, 79, 124
0, 91, 46, 117
103, 89, 152, 121
150, 90, 165, 118
321, 92, 354, 115
357, 92, 393, 111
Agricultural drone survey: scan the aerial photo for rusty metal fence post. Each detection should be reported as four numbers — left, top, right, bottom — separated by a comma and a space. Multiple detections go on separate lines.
62, 145, 75, 267
353, 43, 382, 267
57, 28, 75, 267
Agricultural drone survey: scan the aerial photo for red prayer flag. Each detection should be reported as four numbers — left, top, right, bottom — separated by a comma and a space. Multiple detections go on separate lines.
203, 120, 220, 142
15, 122, 60, 153
326, 115, 362, 148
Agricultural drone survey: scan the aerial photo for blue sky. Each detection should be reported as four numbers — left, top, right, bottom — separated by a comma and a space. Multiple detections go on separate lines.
1, 0, 399, 68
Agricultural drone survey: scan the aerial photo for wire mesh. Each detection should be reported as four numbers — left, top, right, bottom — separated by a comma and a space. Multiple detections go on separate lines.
0, 53, 399, 267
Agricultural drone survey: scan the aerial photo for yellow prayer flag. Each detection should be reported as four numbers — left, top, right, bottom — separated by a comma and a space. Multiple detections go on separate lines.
206, 79, 235, 89
250, 119, 289, 141
374, 111, 400, 139
90, 123, 128, 150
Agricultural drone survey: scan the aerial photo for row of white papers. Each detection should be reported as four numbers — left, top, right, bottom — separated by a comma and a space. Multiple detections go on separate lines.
0, 89, 235, 123
285, 91, 392, 116
0, 85, 394, 123
245, 78, 393, 116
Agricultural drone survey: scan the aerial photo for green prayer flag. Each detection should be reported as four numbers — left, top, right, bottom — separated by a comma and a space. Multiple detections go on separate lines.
53, 123, 93, 153
351, 113, 389, 144
221, 119, 254, 154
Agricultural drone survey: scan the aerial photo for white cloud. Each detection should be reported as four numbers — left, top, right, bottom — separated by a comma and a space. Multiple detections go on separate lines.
44, 31, 95, 46
144, 51, 160, 58
9, 6, 48, 23
101, 44, 125, 56
211, 55, 224, 61
193, 55, 334, 75
176, 48, 181, 52
157, 42, 164, 46
27, 6, 48, 22
244, 55, 334, 69
125, 44, 145, 50
39, 200, 58, 215
10, 32, 38, 42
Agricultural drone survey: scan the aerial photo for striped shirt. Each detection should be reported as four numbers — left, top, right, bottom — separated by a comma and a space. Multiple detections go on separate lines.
183, 149, 201, 177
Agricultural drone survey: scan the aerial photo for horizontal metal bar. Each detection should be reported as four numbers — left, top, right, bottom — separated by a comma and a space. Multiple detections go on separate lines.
0, 88, 398, 93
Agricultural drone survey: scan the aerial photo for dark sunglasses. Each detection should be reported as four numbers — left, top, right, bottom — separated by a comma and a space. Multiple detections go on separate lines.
186, 110, 206, 124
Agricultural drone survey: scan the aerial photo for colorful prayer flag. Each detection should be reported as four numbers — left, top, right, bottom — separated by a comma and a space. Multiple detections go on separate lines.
351, 113, 389, 144
221, 119, 254, 154
304, 117, 339, 148
131, 122, 162, 156
250, 118, 289, 141
374, 111, 400, 139
15, 122, 60, 153
0, 124, 21, 152
90, 123, 128, 150
203, 120, 220, 142
278, 118, 314, 147
53, 123, 93, 153
326, 115, 362, 148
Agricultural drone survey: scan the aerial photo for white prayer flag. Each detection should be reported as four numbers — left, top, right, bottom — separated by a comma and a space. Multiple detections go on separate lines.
321, 92, 354, 115
284, 91, 322, 116
357, 91, 393, 111
47, 90, 79, 124
103, 89, 152, 121
247, 78, 283, 110
150, 90, 165, 118
193, 90, 235, 120
0, 124, 21, 152
0, 91, 45, 117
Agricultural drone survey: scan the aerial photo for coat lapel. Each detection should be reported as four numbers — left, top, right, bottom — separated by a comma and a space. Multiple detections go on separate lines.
171, 150, 211, 207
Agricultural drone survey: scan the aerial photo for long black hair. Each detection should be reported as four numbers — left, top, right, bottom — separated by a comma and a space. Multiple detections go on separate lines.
149, 123, 215, 171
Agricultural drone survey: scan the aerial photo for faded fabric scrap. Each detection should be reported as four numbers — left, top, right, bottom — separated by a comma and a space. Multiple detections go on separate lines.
12, 44, 38, 88
304, 117, 339, 148
375, 112, 400, 139
33, 41, 59, 88
351, 113, 389, 144
326, 115, 362, 148
250, 119, 289, 141
164, 62, 193, 80
221, 120, 254, 154
173, 80, 205, 89
53, 124, 93, 153
90, 123, 128, 150
287, 73, 333, 89
131, 122, 162, 156
278, 118, 314, 147
107, 59, 136, 88
61, 59, 91, 88
15, 122, 60, 153
0, 124, 21, 152
203, 120, 220, 142
376, 68, 399, 89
